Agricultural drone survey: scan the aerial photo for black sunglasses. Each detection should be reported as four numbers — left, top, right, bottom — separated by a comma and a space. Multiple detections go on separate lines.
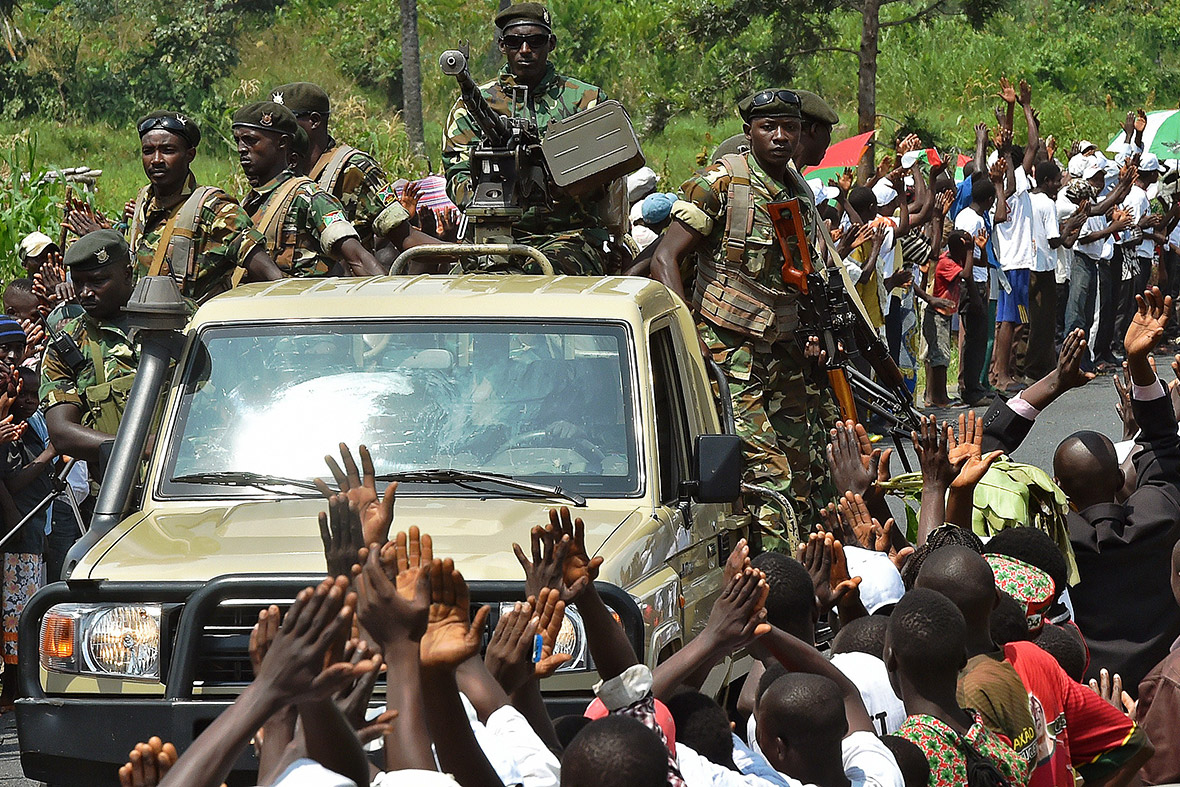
137, 115, 190, 138
501, 33, 551, 50
751, 89, 801, 108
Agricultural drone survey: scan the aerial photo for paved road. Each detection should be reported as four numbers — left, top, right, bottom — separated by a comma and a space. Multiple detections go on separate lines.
0, 363, 1160, 784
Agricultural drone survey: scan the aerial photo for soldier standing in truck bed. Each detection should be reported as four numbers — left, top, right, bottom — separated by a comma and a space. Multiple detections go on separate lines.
269, 82, 441, 270
442, 2, 612, 275
649, 90, 841, 550
232, 101, 384, 278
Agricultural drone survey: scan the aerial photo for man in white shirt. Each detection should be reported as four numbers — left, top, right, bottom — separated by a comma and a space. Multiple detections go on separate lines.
1027, 161, 1064, 379
954, 175, 999, 406
990, 154, 1037, 392
1110, 153, 1162, 365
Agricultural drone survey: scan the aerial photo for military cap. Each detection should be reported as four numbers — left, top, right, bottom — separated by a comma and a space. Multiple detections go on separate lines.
231, 101, 299, 137
792, 89, 839, 125
737, 89, 802, 122
495, 2, 553, 32
269, 82, 330, 115
136, 110, 202, 147
64, 229, 131, 271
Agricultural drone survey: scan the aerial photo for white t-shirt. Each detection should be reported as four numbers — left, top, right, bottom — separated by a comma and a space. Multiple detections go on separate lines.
1119, 184, 1153, 257
1055, 192, 1077, 283
742, 719, 904, 787
829, 652, 907, 735
677, 740, 785, 787
264, 759, 357, 787
433, 695, 561, 787
1028, 191, 1061, 273
991, 167, 1036, 271
1074, 213, 1114, 261
372, 772, 460, 787
954, 207, 989, 282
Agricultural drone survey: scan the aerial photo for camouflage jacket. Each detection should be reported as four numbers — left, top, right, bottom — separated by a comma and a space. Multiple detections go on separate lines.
242, 169, 360, 277
128, 177, 266, 303
442, 63, 606, 237
40, 313, 137, 434
672, 152, 815, 342
310, 140, 409, 245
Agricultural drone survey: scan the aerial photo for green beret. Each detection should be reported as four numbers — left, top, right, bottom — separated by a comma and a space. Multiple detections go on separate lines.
792, 89, 839, 125
64, 229, 131, 272
231, 101, 299, 138
269, 82, 330, 115
737, 89, 803, 122
495, 2, 553, 32
136, 110, 201, 147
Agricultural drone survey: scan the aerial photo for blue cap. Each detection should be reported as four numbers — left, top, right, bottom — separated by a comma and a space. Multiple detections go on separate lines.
0, 316, 26, 346
641, 192, 677, 225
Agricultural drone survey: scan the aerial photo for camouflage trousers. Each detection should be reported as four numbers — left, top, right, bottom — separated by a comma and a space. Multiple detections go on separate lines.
700, 321, 840, 553
517, 229, 609, 276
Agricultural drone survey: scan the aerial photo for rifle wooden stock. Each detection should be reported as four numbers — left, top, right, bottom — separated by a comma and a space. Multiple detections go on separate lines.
827, 367, 858, 421
767, 199, 812, 294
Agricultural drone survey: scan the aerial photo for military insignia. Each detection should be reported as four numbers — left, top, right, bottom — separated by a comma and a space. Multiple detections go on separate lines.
271, 92, 284, 105
96, 248, 109, 263
175, 113, 189, 126
542, 9, 550, 23
261, 113, 274, 127
322, 210, 345, 227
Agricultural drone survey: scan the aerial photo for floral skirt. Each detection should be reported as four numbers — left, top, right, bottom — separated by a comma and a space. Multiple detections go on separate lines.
3, 553, 42, 664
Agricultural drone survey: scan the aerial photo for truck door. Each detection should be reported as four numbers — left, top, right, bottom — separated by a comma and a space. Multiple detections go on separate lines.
649, 321, 718, 638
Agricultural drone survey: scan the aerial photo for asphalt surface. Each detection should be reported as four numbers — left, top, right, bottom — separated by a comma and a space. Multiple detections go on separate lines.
0, 362, 1157, 785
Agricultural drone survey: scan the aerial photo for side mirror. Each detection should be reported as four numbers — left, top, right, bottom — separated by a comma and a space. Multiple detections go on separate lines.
684, 434, 742, 503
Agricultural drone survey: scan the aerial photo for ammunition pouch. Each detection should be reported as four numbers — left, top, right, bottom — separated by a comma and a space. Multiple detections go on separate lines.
694, 258, 798, 342
83, 374, 136, 435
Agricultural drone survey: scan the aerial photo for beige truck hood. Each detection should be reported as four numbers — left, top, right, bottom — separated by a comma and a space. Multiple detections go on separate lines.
80, 497, 641, 583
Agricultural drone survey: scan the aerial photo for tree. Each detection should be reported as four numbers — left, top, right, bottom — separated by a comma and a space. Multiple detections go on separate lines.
399, 0, 425, 162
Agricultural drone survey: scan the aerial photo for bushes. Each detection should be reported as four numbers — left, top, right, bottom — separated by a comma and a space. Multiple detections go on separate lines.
0, 136, 59, 280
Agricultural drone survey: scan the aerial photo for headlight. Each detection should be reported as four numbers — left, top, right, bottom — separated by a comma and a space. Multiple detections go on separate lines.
498, 601, 591, 672
40, 603, 162, 681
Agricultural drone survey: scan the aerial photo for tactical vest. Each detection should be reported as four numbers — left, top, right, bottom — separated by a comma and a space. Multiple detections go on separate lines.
238, 175, 316, 284
79, 321, 136, 435
129, 186, 225, 285
693, 154, 799, 342
311, 145, 359, 197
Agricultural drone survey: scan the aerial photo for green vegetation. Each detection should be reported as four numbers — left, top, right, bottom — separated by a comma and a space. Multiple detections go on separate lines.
0, 0, 1178, 226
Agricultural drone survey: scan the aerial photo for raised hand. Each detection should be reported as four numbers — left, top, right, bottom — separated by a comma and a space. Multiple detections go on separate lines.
837, 168, 855, 192
998, 76, 1016, 104
532, 587, 571, 678
723, 538, 751, 584
118, 737, 178, 787
437, 207, 461, 242
1089, 668, 1138, 717
418, 558, 490, 670
872, 519, 914, 571
700, 566, 770, 650
949, 449, 1003, 490
355, 542, 431, 647
1017, 79, 1032, 107
545, 506, 603, 602
1057, 328, 1096, 390
1135, 109, 1148, 134
248, 604, 281, 677
827, 420, 882, 500
318, 493, 365, 578
912, 415, 954, 489
836, 491, 880, 549
1045, 135, 1057, 161
513, 519, 571, 600
315, 443, 397, 548
392, 526, 434, 600
936, 190, 954, 216
988, 158, 1007, 184
947, 410, 983, 468
335, 641, 397, 744
975, 122, 989, 145
399, 180, 422, 218
484, 599, 539, 695
63, 209, 109, 237
1124, 286, 1172, 359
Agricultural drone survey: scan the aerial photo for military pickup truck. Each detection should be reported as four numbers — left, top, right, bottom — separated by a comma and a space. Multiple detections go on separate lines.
17, 274, 753, 785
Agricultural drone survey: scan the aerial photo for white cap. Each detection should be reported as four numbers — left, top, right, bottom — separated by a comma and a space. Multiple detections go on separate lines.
872, 180, 898, 207
843, 546, 905, 614
629, 200, 644, 223
1067, 154, 1088, 177
626, 166, 658, 202
1083, 161, 1106, 181
808, 178, 839, 204
18, 231, 53, 260
1139, 153, 1162, 172
1078, 139, 1098, 154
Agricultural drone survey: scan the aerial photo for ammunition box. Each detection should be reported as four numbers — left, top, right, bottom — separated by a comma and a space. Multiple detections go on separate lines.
541, 100, 645, 195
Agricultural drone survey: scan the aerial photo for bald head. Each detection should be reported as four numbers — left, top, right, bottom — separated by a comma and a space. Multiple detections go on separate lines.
1053, 431, 1121, 506
756, 673, 848, 775
914, 545, 998, 626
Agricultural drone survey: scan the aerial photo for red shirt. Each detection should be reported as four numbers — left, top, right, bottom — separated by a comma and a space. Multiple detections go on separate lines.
931, 253, 963, 315
1004, 640, 1143, 787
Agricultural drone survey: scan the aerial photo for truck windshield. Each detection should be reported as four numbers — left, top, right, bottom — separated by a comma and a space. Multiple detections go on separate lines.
161, 320, 640, 498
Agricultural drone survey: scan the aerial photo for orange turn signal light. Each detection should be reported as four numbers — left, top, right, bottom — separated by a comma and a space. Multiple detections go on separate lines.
41, 614, 74, 660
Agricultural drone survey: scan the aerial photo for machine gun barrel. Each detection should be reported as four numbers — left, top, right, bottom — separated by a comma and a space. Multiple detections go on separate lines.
439, 49, 511, 147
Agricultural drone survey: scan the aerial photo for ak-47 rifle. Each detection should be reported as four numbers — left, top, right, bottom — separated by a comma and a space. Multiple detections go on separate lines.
767, 199, 922, 467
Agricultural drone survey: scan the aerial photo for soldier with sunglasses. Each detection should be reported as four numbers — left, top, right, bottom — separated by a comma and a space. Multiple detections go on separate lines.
650, 89, 841, 550
442, 2, 612, 276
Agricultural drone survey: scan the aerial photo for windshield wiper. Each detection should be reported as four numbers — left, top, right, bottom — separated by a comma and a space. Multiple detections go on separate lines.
171, 471, 322, 493
375, 469, 586, 507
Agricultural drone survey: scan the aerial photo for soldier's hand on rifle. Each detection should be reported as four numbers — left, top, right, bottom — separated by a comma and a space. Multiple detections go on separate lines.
803, 334, 826, 369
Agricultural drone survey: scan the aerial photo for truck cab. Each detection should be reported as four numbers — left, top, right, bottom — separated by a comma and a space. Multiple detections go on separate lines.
18, 275, 750, 784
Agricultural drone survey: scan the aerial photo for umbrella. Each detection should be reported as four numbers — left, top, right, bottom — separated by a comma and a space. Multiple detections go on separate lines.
803, 130, 876, 177
1106, 109, 1180, 158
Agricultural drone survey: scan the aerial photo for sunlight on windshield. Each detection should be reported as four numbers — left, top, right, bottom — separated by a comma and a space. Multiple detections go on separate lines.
165, 322, 639, 496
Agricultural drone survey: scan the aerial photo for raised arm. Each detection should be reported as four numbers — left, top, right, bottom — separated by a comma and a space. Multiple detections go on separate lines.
1018, 80, 1039, 175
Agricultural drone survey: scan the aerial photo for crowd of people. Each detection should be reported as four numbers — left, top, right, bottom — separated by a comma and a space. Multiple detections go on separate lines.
2, 0, 1180, 784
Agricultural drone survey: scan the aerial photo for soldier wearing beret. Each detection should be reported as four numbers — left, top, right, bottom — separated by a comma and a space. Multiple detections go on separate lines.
39, 230, 139, 462
650, 89, 840, 549
442, 2, 613, 275
792, 89, 840, 169
232, 101, 384, 278
269, 82, 439, 268
115, 111, 283, 304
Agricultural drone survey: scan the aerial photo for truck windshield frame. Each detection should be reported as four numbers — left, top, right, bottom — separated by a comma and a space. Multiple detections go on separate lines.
156, 318, 643, 501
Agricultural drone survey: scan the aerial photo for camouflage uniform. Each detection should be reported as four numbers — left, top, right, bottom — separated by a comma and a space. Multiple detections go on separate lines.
442, 63, 610, 275
40, 314, 137, 436
127, 176, 267, 303
309, 141, 409, 247
241, 169, 361, 277
673, 151, 839, 549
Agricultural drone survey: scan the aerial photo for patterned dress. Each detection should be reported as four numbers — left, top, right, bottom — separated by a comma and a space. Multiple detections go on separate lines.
898, 711, 1030, 787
